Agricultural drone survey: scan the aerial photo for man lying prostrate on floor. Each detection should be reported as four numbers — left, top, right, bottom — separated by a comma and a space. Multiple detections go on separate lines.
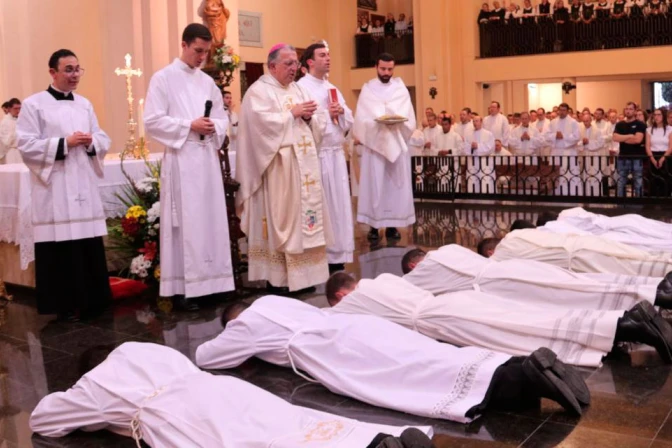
30, 342, 434, 448
559, 207, 672, 241
515, 209, 672, 254
401, 246, 672, 311
481, 230, 672, 277
196, 295, 591, 420
326, 272, 672, 368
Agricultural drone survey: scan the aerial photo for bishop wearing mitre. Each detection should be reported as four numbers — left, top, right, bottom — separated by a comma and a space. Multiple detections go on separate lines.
236, 44, 330, 292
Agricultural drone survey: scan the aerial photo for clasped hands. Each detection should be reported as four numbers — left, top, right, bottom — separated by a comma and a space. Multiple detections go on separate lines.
66, 131, 93, 148
291, 101, 318, 121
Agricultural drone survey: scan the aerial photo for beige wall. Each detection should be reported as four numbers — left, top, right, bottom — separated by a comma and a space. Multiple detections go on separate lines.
372, 0, 413, 19
577, 80, 650, 112
238, 0, 329, 64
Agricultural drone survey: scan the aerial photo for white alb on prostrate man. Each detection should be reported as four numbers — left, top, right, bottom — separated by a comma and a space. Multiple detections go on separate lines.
297, 42, 354, 273
197, 297, 593, 420
354, 52, 416, 243
400, 245, 672, 311
144, 24, 234, 311
236, 43, 329, 292
326, 272, 672, 367
30, 342, 434, 447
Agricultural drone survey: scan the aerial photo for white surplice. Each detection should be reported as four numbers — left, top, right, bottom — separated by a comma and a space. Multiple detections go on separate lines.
509, 125, 542, 165
453, 121, 474, 139
578, 124, 606, 196
144, 58, 234, 298
235, 74, 330, 291
423, 124, 442, 150
297, 74, 354, 264
196, 295, 510, 423
0, 114, 22, 164
30, 343, 431, 447
463, 128, 495, 193
404, 244, 658, 310
535, 117, 552, 159
545, 116, 582, 195
16, 90, 110, 243
335, 274, 622, 367
353, 77, 416, 228
493, 229, 672, 277
482, 113, 510, 147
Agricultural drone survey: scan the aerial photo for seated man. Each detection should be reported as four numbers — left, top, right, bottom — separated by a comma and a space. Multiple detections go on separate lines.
196, 295, 591, 420
327, 272, 672, 367
540, 207, 672, 253
401, 245, 672, 310
481, 229, 672, 277
30, 342, 433, 448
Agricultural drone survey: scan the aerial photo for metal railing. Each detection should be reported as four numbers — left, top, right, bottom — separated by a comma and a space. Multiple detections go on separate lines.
478, 14, 672, 58
354, 30, 414, 68
412, 154, 672, 203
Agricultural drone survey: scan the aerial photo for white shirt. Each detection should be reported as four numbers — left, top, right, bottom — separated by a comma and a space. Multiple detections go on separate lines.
579, 123, 605, 152
453, 121, 474, 139
648, 126, 672, 154
483, 113, 510, 147
432, 129, 463, 155
423, 125, 442, 150
395, 20, 408, 31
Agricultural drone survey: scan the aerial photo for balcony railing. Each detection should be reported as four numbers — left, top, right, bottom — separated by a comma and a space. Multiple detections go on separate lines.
354, 30, 414, 68
412, 154, 672, 204
478, 14, 672, 58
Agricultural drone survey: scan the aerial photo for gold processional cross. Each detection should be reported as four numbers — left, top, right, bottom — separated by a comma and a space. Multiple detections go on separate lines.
115, 54, 144, 159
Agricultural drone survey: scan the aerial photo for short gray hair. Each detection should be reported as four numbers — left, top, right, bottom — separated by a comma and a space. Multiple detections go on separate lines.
267, 44, 296, 67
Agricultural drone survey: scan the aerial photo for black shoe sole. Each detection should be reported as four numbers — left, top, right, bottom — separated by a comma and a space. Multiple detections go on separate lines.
528, 347, 591, 406
633, 301, 672, 364
523, 350, 583, 416
400, 427, 434, 448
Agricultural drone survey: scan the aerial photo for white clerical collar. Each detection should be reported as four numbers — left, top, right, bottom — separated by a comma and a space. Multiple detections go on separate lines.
50, 84, 72, 95
174, 58, 199, 73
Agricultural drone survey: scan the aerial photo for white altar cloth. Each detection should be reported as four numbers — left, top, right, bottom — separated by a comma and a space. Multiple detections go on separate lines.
0, 154, 162, 270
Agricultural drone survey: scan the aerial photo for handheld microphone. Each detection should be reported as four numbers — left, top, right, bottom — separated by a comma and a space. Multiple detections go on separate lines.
201, 100, 213, 140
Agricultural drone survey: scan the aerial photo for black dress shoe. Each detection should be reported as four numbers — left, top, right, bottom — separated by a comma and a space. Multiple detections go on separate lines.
619, 301, 672, 363
368, 228, 380, 241
399, 428, 434, 448
522, 348, 583, 416
665, 271, 672, 285
173, 296, 199, 312
266, 282, 290, 295
288, 286, 317, 296
656, 279, 672, 309
526, 347, 590, 406
385, 227, 401, 240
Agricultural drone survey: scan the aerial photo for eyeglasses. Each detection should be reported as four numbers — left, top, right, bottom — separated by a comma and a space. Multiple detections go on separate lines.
281, 60, 300, 68
62, 67, 85, 77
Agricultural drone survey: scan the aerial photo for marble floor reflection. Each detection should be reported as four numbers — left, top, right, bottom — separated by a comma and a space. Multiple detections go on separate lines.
3, 203, 672, 448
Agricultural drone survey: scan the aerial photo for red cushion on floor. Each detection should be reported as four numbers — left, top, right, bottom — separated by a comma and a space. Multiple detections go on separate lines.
109, 277, 148, 300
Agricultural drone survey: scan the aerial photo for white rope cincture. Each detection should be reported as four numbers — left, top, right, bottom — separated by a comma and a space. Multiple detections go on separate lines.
130, 386, 166, 448
287, 332, 319, 384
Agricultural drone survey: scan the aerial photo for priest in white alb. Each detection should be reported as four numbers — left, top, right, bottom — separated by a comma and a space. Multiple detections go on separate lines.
401, 245, 672, 310
463, 114, 495, 193
326, 273, 672, 367
578, 112, 606, 197
482, 101, 510, 147
0, 98, 22, 164
508, 111, 542, 164
545, 103, 582, 195
483, 229, 672, 277
30, 342, 434, 447
144, 24, 234, 310
297, 42, 354, 273
354, 52, 416, 243
197, 296, 593, 419
16, 49, 111, 322
236, 43, 329, 292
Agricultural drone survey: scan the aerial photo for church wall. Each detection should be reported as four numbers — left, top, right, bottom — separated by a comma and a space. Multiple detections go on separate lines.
237, 0, 329, 65
577, 80, 649, 113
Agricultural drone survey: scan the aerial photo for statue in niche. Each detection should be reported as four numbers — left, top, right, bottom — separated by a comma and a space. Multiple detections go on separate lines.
197, 0, 230, 63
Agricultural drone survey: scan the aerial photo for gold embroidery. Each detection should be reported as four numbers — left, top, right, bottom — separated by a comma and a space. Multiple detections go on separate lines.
303, 421, 345, 442
297, 135, 313, 155
262, 217, 268, 240
302, 174, 317, 193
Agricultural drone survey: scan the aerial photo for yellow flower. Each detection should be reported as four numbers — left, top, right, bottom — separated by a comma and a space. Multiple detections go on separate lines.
126, 205, 147, 220
154, 265, 161, 280
232, 55, 240, 65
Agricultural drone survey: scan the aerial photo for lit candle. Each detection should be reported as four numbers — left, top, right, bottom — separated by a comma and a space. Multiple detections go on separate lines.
138, 98, 145, 139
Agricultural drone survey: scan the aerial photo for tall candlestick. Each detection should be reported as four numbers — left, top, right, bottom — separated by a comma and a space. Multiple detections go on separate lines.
138, 98, 145, 139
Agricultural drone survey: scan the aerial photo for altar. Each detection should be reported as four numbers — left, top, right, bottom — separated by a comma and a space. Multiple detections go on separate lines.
0, 154, 162, 287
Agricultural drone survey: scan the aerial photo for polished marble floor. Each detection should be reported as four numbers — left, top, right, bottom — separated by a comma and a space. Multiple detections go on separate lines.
3, 202, 672, 448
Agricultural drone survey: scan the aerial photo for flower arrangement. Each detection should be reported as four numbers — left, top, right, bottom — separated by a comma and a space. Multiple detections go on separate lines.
213, 43, 241, 87
108, 161, 162, 282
